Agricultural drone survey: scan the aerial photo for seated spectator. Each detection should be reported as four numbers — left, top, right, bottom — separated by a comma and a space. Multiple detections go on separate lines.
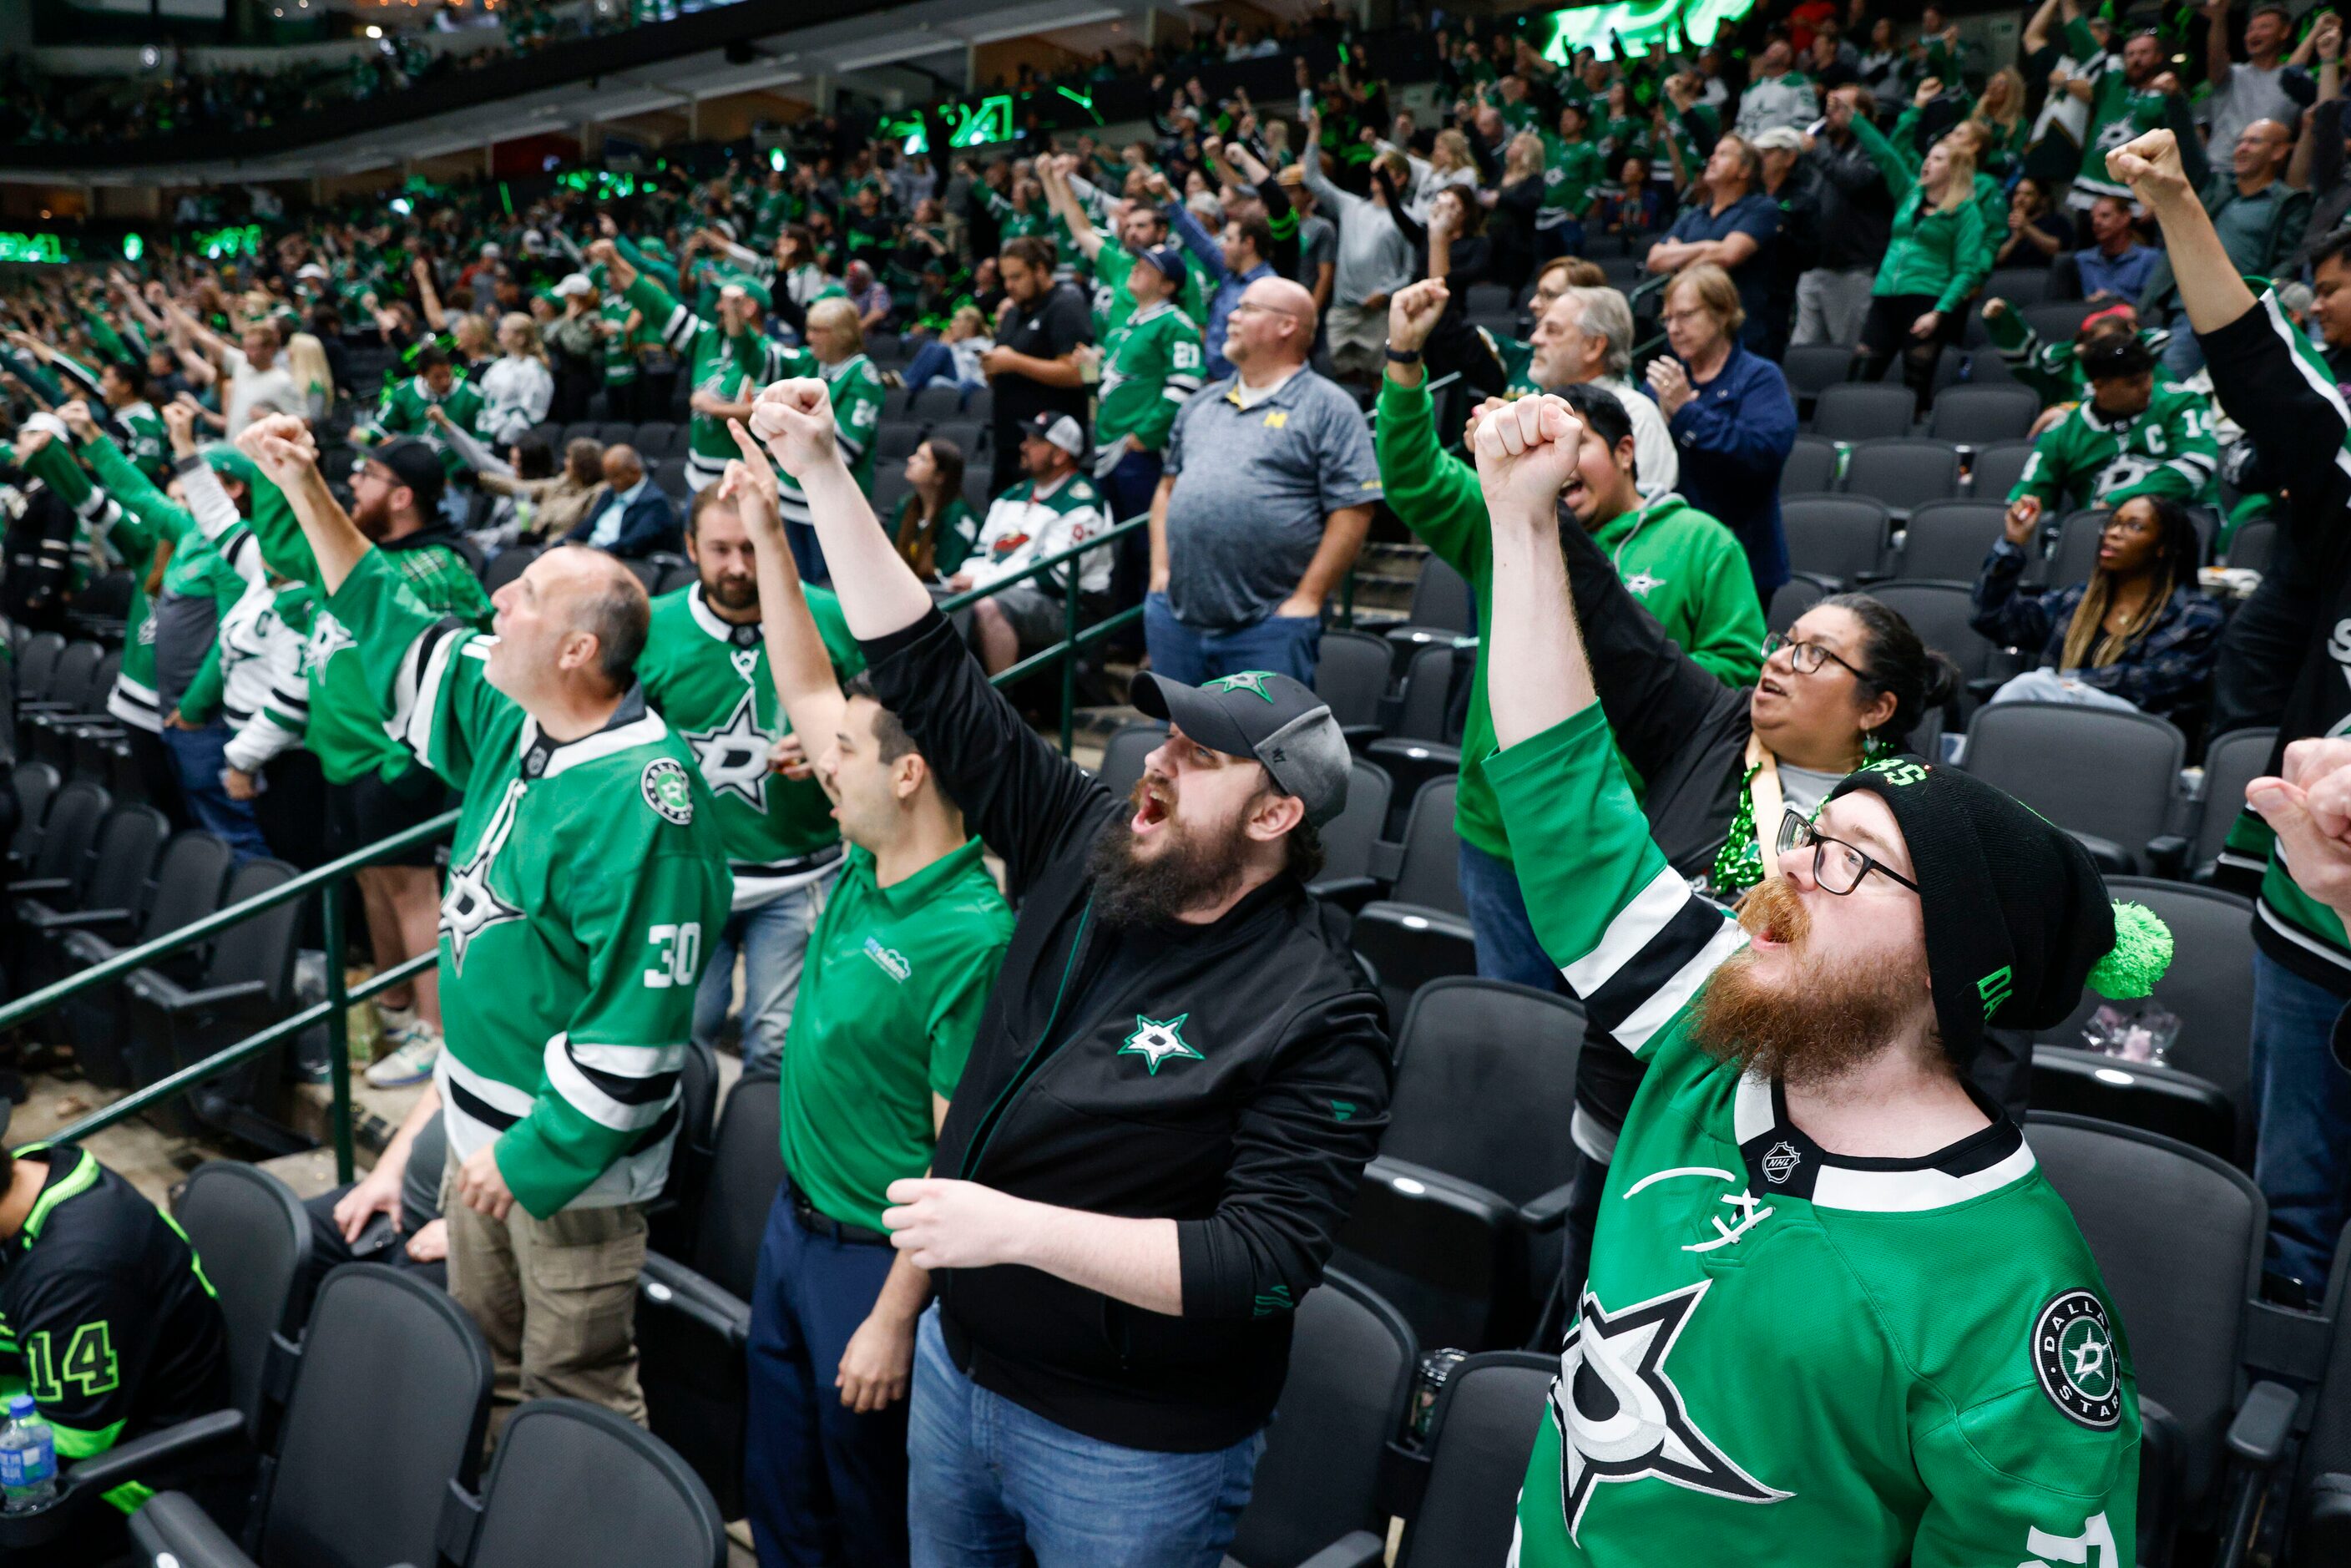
2004, 336, 2219, 523
2067, 195, 2159, 302
844, 260, 894, 334
952, 414, 1111, 675
312, 1084, 451, 1293
435, 413, 596, 554
1996, 176, 2076, 271
1644, 135, 1782, 352
0, 1108, 241, 1565
1644, 263, 1797, 603
1600, 154, 1670, 236
1146, 276, 1378, 686
565, 442, 681, 557
1970, 491, 2224, 726
2309, 227, 2351, 377
901, 304, 993, 400
892, 437, 981, 580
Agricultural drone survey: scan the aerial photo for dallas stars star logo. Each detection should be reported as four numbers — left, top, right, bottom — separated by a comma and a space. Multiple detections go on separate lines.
683, 689, 774, 812
1622, 569, 1666, 597
1550, 1281, 1789, 1541
304, 611, 356, 675
1203, 670, 1278, 702
440, 780, 526, 978
1119, 1014, 1204, 1073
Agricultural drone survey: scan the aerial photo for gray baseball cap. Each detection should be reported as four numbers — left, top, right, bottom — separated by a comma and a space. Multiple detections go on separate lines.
1130, 670, 1351, 827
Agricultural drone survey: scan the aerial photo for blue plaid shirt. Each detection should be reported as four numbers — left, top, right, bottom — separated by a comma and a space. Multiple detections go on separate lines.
1969, 539, 2226, 721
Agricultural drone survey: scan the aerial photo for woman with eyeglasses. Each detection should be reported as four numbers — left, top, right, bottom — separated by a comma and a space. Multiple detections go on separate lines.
1968, 491, 2224, 726
1540, 513, 1978, 1314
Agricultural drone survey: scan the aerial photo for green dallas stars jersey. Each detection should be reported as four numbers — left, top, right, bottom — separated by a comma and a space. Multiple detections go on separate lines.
1089, 242, 1210, 342
2010, 383, 2218, 515
626, 271, 792, 492
1488, 708, 2138, 1568
1094, 301, 1204, 456
773, 348, 886, 524
636, 582, 866, 906
113, 402, 168, 483
372, 374, 488, 481
327, 549, 734, 1219
2069, 20, 2171, 205
1538, 134, 1606, 228
981, 185, 1050, 242
1479, 327, 1541, 398
598, 292, 643, 386
1984, 306, 2172, 409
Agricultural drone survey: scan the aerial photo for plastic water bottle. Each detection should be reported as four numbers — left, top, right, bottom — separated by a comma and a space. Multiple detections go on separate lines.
0, 1394, 57, 1514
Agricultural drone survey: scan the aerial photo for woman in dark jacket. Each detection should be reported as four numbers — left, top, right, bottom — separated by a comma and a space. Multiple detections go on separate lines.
1970, 491, 2225, 726
1485, 131, 1548, 298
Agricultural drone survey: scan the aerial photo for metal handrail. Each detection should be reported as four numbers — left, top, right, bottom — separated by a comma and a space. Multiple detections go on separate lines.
2, 809, 462, 1178
8, 462, 1378, 1163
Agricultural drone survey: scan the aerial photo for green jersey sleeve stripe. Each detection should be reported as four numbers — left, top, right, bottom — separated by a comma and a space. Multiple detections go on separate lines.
51, 1416, 126, 1459
392, 620, 472, 754
1485, 706, 1745, 1053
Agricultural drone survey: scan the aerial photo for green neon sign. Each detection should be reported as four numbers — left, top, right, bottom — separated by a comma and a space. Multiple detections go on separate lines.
556, 169, 641, 199
946, 94, 1016, 149
1544, 0, 1760, 62
191, 225, 264, 260
0, 233, 67, 265
1054, 85, 1104, 125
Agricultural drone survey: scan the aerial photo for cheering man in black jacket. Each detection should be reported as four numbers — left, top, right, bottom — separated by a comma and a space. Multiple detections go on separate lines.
746, 377, 1390, 1568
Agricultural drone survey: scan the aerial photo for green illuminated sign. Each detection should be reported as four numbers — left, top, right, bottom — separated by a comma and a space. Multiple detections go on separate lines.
1544, 0, 1760, 61
1054, 85, 1104, 125
0, 233, 67, 265
191, 225, 264, 260
556, 169, 643, 199
948, 94, 1016, 149
121, 233, 144, 262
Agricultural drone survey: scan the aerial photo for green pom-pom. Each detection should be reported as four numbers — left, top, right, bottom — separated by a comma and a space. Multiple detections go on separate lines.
2087, 902, 2173, 999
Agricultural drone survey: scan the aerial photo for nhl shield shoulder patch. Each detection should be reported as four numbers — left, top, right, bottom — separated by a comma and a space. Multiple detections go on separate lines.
640, 757, 696, 826
2031, 1288, 2122, 1429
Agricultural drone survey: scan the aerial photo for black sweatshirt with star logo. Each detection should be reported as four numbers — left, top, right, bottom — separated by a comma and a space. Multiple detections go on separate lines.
861, 608, 1393, 1451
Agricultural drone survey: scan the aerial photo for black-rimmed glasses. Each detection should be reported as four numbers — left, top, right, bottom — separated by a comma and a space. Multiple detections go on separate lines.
1761, 630, 1866, 680
1775, 809, 1919, 896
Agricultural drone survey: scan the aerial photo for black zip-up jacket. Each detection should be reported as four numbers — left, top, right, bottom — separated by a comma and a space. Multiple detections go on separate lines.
861, 609, 1391, 1451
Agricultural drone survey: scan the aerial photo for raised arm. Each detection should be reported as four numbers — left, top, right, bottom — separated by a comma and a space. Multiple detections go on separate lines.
722, 422, 848, 756
1037, 158, 1107, 264
1474, 395, 1746, 1050
748, 377, 1110, 893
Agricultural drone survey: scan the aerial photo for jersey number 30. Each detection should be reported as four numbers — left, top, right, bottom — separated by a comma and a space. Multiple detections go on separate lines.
644, 923, 704, 989
23, 1323, 120, 1403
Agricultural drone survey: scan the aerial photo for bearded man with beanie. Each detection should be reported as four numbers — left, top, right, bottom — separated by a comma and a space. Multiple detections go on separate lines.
1472, 390, 2159, 1566
745, 375, 1390, 1568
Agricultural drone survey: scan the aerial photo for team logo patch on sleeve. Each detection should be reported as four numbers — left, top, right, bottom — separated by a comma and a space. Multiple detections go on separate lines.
640, 758, 696, 825
2032, 1289, 2122, 1429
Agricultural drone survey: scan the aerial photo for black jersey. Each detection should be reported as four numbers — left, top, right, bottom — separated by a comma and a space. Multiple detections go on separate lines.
0, 1148, 230, 1471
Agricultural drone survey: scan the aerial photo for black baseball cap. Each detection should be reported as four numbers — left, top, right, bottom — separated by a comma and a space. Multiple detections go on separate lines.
1130, 669, 1351, 827
370, 438, 447, 512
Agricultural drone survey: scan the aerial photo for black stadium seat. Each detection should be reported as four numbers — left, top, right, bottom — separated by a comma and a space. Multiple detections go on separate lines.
1350, 778, 1476, 1017
1780, 495, 1891, 586
1839, 438, 1962, 517
1810, 382, 1917, 442
1780, 432, 1840, 497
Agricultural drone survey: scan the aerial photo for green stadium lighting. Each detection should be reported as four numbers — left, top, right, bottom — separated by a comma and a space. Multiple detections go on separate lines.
1543, 0, 1759, 62
122, 233, 144, 262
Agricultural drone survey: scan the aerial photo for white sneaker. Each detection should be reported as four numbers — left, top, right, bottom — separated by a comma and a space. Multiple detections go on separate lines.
366, 1021, 443, 1089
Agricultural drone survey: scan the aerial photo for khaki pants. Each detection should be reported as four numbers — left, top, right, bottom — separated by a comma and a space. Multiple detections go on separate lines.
442, 1170, 649, 1430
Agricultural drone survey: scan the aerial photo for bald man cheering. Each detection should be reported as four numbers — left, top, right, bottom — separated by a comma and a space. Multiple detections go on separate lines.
1144, 276, 1382, 688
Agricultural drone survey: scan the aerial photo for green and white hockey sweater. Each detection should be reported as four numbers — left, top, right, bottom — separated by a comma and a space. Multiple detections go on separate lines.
626, 271, 791, 493
965, 472, 1112, 596
637, 582, 865, 909
1094, 301, 1203, 463
113, 401, 169, 483
771, 347, 885, 525
1489, 706, 2139, 1568
372, 374, 488, 481
329, 549, 734, 1218
2010, 383, 2218, 514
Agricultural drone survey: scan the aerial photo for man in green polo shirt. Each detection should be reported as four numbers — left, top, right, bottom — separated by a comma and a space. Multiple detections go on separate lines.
716, 430, 1013, 1568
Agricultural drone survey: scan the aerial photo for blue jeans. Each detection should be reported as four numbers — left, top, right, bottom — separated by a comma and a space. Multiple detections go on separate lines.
906, 1308, 1262, 1568
747, 1181, 910, 1568
161, 720, 272, 863
1536, 217, 1586, 260
1457, 840, 1565, 992
904, 342, 980, 401
2249, 949, 2351, 1291
1142, 593, 1320, 688
693, 873, 832, 1074
2162, 321, 2207, 380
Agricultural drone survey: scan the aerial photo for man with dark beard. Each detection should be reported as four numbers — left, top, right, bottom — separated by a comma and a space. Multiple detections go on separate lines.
233, 434, 492, 1089
743, 375, 1390, 1568
1469, 392, 2166, 1567
637, 481, 865, 1071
